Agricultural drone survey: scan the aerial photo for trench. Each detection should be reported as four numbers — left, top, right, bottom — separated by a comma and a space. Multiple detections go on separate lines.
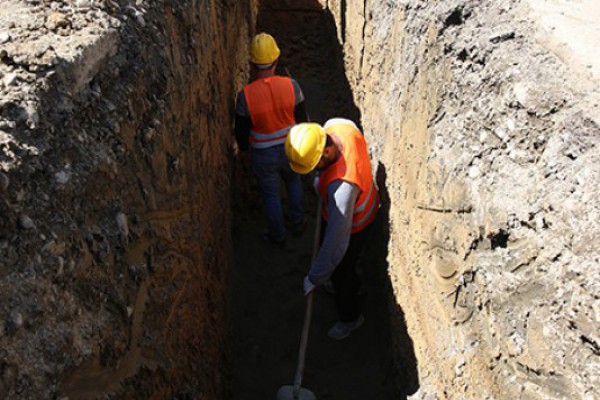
226, 1, 419, 399
1, 0, 597, 399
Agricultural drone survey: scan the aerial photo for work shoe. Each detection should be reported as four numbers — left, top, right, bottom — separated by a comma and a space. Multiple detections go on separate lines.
262, 233, 286, 249
327, 314, 365, 340
290, 216, 308, 237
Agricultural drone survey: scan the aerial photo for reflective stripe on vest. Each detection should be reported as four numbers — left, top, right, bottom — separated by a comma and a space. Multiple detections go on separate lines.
318, 122, 380, 233
244, 76, 296, 149
351, 182, 379, 230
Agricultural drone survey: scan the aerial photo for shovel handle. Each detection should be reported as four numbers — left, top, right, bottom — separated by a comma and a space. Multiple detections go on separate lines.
292, 291, 314, 398
292, 201, 322, 398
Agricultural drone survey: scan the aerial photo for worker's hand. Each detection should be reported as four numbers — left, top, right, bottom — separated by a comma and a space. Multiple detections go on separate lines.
303, 276, 317, 296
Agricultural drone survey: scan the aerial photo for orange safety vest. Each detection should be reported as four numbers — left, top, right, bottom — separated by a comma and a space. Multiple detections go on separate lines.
317, 122, 380, 233
244, 76, 296, 148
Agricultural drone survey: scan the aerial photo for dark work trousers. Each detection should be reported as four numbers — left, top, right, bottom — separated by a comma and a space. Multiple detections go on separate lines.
320, 219, 373, 323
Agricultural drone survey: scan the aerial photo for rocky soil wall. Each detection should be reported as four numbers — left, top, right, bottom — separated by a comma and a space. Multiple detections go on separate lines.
323, 0, 599, 399
0, 0, 256, 398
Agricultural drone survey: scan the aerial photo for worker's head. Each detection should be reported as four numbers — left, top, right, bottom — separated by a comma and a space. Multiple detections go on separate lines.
286, 123, 337, 174
249, 33, 280, 70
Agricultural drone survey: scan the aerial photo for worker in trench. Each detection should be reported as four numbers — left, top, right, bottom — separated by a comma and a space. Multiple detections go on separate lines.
234, 33, 309, 247
285, 119, 381, 339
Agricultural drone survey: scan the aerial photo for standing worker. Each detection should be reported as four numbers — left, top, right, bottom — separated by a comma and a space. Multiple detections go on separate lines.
234, 33, 309, 247
284, 118, 380, 339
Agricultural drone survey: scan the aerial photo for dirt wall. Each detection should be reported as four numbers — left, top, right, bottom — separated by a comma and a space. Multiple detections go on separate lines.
322, 0, 599, 399
0, 1, 256, 398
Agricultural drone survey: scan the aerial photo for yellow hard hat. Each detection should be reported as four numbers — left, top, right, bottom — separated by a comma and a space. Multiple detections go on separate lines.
285, 123, 326, 175
249, 33, 281, 65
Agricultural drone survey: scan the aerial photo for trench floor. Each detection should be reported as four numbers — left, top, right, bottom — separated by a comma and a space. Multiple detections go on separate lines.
226, 1, 407, 399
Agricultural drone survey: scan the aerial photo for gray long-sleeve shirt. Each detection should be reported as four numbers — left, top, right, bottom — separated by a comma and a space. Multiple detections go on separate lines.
308, 179, 360, 285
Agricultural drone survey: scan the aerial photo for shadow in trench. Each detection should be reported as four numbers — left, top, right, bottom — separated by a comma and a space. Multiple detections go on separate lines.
258, 0, 361, 128
370, 162, 420, 397
227, 1, 419, 399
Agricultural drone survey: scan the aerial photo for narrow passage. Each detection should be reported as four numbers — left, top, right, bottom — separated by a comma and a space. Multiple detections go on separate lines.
226, 1, 418, 399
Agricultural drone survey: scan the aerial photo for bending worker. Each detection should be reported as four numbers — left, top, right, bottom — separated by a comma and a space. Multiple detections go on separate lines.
285, 118, 380, 339
234, 33, 308, 247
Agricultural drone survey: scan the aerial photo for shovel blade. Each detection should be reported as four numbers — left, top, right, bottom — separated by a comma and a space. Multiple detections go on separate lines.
276, 385, 317, 400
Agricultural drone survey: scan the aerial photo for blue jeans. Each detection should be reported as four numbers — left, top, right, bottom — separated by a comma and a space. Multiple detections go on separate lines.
251, 144, 304, 241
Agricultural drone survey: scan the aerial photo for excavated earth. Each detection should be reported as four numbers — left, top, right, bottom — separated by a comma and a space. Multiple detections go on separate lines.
0, 0, 599, 399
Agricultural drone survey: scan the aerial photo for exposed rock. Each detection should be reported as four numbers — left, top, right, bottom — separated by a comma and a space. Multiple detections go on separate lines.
5, 310, 23, 336
3, 73, 18, 87
45, 12, 70, 32
54, 170, 70, 184
18, 214, 35, 230
75, 0, 92, 10
115, 211, 128, 244
0, 32, 10, 44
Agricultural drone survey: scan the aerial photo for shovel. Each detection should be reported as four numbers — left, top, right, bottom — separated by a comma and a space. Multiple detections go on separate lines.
276, 203, 322, 400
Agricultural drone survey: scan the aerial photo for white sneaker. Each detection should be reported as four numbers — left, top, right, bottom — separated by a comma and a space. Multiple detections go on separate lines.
327, 314, 365, 340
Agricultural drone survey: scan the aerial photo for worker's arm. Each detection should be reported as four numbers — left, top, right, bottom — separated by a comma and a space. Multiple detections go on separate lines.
234, 91, 251, 151
308, 180, 359, 285
291, 78, 308, 123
